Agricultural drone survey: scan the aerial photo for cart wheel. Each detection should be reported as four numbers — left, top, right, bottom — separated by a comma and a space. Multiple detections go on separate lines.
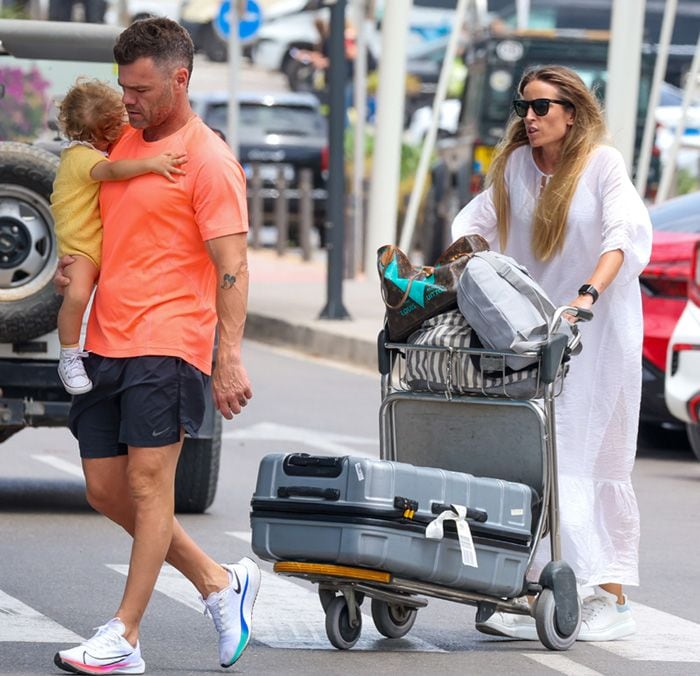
535, 588, 581, 651
325, 596, 362, 650
370, 598, 418, 638
319, 588, 336, 612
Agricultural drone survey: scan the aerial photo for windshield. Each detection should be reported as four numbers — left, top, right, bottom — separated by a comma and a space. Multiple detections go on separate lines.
204, 103, 326, 139
650, 192, 700, 234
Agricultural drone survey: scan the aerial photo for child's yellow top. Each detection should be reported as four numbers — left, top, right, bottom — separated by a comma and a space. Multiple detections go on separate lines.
51, 143, 106, 267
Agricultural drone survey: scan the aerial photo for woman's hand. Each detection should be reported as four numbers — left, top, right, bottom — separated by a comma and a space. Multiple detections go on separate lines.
564, 294, 594, 323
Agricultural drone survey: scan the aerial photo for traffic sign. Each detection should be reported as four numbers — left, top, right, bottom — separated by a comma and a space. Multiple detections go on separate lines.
214, 0, 263, 43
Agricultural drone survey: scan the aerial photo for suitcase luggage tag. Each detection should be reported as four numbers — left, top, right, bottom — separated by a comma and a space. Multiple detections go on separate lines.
425, 504, 479, 568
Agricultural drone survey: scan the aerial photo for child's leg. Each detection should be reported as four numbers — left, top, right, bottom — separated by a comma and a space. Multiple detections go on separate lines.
57, 255, 99, 347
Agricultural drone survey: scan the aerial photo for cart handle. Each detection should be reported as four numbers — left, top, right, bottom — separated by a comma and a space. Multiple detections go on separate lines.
431, 502, 488, 522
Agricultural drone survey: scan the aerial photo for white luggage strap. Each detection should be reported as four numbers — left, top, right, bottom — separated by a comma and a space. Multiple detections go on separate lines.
425, 504, 478, 567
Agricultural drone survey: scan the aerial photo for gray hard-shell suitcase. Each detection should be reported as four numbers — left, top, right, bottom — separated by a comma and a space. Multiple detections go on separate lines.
250, 453, 539, 598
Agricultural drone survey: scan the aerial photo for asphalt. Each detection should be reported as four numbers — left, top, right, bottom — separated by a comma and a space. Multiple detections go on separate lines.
245, 246, 385, 372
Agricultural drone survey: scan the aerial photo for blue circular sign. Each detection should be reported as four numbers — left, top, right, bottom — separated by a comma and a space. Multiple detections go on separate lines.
215, 0, 263, 43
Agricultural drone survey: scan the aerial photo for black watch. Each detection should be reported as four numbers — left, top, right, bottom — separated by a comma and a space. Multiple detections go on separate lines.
578, 284, 599, 304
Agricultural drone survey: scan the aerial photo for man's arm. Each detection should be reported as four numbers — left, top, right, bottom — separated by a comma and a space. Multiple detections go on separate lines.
205, 232, 253, 419
90, 152, 187, 183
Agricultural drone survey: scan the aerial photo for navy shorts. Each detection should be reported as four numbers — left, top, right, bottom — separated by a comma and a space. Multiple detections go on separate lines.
68, 355, 210, 459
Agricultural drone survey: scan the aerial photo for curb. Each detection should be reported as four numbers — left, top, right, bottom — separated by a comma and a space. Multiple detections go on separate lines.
245, 312, 379, 372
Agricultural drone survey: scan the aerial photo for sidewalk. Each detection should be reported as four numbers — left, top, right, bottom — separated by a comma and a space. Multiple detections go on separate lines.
245, 248, 385, 371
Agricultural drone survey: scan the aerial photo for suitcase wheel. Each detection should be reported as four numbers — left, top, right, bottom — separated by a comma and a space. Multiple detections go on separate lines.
325, 595, 362, 650
371, 598, 418, 639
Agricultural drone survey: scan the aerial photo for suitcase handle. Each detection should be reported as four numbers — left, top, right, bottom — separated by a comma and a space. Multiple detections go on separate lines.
277, 485, 341, 501
431, 502, 488, 522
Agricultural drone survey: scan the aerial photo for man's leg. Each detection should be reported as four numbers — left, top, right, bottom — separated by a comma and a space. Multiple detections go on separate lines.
82, 450, 230, 616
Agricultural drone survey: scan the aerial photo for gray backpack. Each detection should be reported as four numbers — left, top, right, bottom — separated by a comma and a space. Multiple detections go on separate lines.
456, 251, 578, 369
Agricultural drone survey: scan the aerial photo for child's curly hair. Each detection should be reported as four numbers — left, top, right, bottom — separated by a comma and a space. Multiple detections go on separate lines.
58, 78, 126, 146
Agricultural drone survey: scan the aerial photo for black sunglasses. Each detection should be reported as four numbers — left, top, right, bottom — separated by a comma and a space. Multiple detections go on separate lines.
513, 98, 572, 118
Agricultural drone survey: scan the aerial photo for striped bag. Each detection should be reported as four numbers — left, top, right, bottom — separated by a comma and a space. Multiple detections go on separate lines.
403, 310, 543, 398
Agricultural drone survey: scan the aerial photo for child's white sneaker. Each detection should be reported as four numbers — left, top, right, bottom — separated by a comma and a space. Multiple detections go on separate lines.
58, 348, 93, 395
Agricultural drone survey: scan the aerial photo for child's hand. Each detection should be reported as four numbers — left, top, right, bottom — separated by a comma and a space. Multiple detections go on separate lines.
150, 152, 188, 182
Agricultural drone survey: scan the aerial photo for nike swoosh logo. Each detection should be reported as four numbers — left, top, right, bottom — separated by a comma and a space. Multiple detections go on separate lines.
231, 568, 242, 594
83, 650, 132, 665
152, 428, 170, 437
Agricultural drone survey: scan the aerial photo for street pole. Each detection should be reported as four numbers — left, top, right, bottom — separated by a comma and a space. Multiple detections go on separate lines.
227, 0, 243, 156
319, 0, 350, 319
399, 0, 469, 254
606, 0, 645, 172
656, 35, 700, 204
635, 0, 677, 196
351, 0, 368, 276
364, 0, 411, 271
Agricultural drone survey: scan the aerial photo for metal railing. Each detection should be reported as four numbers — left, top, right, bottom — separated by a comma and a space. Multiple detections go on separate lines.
246, 164, 327, 261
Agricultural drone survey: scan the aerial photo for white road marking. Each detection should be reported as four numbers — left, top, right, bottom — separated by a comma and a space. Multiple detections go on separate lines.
107, 564, 443, 652
596, 601, 700, 662
523, 653, 604, 675
0, 590, 84, 643
31, 454, 84, 480
222, 421, 378, 457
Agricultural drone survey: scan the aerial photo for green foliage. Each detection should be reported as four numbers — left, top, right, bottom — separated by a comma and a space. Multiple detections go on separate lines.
0, 65, 51, 142
675, 168, 699, 196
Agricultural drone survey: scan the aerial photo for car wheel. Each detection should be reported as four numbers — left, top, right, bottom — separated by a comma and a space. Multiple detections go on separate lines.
174, 415, 222, 513
0, 142, 62, 343
687, 423, 700, 461
203, 23, 228, 62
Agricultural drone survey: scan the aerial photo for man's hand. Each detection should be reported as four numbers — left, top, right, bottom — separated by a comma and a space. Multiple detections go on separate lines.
53, 254, 76, 294
212, 349, 253, 420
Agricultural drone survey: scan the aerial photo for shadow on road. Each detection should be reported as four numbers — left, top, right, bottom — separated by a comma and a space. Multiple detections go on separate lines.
0, 478, 92, 512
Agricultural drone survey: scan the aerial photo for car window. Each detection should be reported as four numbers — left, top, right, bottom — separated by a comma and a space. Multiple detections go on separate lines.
203, 102, 326, 138
649, 192, 700, 233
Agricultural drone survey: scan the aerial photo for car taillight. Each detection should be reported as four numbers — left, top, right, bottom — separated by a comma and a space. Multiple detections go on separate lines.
320, 146, 329, 173
690, 241, 700, 306
688, 393, 700, 423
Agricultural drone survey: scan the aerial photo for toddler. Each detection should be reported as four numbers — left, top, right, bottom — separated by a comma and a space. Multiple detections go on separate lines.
51, 78, 186, 394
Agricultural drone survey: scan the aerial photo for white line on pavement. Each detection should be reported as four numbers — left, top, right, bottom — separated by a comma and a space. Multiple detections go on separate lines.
222, 422, 378, 457
226, 530, 252, 544
523, 653, 605, 675
597, 601, 700, 663
31, 454, 84, 480
107, 564, 443, 652
0, 590, 84, 643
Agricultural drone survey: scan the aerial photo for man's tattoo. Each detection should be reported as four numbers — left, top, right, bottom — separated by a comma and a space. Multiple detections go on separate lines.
221, 273, 236, 289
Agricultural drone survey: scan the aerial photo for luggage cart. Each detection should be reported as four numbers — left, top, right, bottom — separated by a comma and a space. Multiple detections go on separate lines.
270, 306, 592, 652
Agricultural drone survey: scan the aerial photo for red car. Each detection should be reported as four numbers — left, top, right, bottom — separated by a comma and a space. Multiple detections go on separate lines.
640, 191, 700, 435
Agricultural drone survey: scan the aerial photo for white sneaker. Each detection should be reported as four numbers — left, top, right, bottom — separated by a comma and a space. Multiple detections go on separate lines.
58, 348, 93, 395
203, 557, 261, 667
577, 587, 636, 641
475, 598, 537, 640
54, 618, 145, 675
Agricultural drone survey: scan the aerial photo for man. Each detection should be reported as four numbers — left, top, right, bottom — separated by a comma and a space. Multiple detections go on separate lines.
53, 18, 259, 675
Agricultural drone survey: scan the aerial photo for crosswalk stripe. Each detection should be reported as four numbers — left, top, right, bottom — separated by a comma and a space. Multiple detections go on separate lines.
597, 601, 700, 663
107, 564, 444, 652
523, 653, 605, 675
222, 422, 377, 457
0, 590, 84, 643
31, 454, 84, 479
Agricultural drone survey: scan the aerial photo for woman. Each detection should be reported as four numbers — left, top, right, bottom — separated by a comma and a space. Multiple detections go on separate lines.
451, 66, 651, 642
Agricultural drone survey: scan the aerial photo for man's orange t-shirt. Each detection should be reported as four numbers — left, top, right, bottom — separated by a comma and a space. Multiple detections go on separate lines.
85, 117, 248, 375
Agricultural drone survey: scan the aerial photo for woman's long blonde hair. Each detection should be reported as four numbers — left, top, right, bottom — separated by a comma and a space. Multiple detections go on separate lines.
487, 66, 608, 260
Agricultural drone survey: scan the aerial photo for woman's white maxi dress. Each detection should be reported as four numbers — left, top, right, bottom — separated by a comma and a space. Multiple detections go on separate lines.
451, 144, 652, 587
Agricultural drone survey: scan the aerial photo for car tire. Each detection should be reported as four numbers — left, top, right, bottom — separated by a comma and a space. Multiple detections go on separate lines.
174, 415, 222, 513
0, 142, 62, 344
203, 23, 228, 63
687, 423, 700, 461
